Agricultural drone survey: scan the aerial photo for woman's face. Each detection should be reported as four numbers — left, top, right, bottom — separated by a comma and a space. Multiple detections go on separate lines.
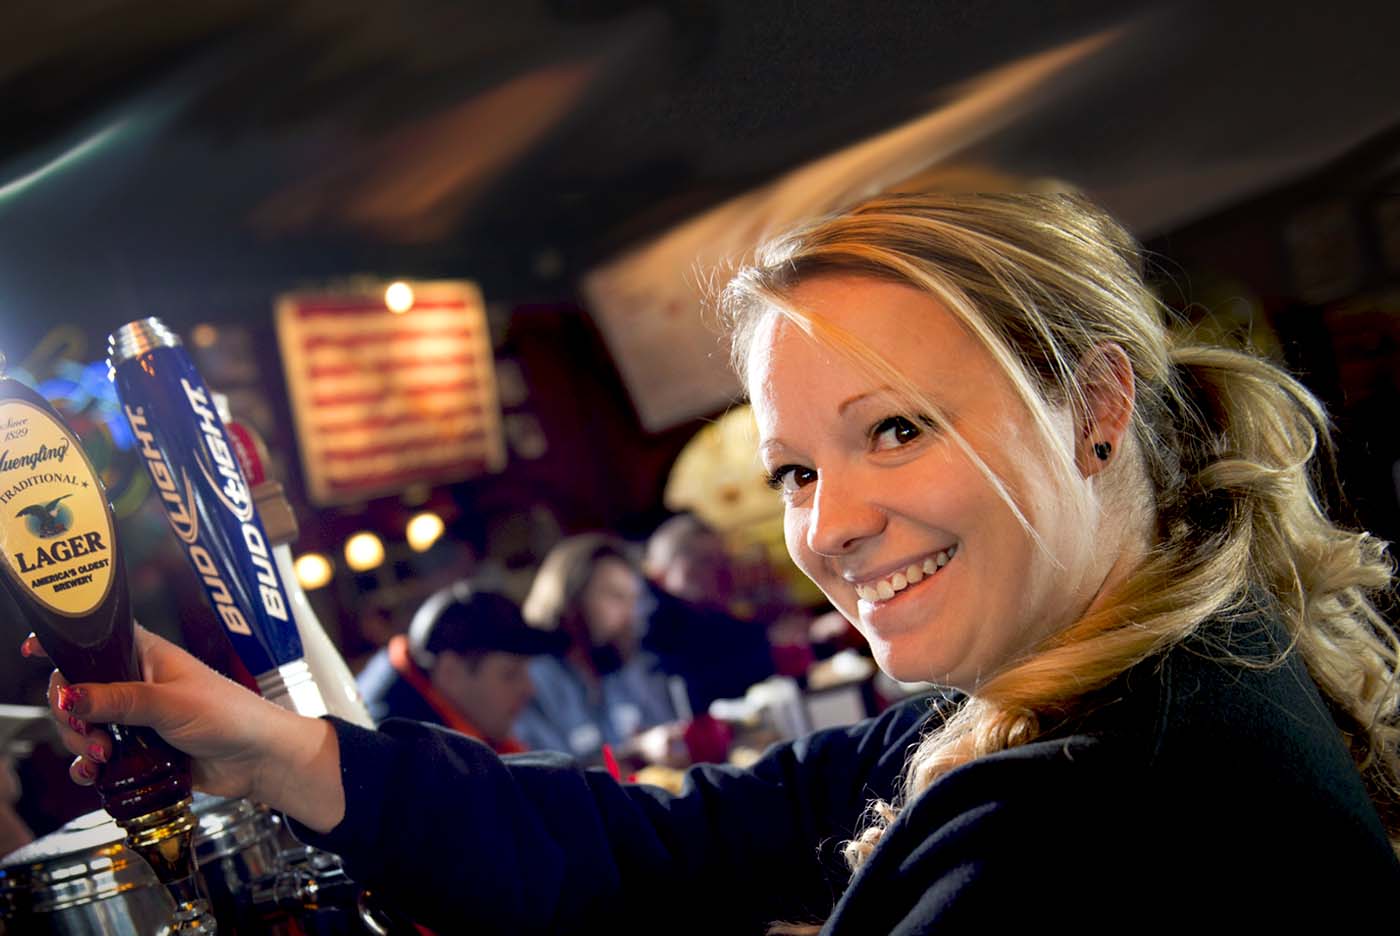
580, 556, 643, 648
747, 275, 1107, 689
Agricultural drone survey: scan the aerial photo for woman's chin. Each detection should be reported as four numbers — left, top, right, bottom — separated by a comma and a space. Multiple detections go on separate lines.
871, 644, 936, 686
870, 639, 972, 690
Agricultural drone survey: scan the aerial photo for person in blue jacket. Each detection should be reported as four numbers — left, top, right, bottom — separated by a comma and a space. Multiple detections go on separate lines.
513, 533, 676, 757
39, 192, 1400, 932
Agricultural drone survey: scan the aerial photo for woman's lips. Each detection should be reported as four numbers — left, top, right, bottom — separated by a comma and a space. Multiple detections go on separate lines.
854, 544, 957, 604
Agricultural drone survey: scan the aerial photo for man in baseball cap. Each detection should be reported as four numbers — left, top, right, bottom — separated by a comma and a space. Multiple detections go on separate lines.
357, 581, 568, 753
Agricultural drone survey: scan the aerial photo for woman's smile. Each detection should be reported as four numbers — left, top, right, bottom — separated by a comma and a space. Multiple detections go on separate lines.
852, 544, 958, 605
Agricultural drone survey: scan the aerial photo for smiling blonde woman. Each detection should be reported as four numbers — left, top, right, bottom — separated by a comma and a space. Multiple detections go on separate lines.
36, 193, 1400, 933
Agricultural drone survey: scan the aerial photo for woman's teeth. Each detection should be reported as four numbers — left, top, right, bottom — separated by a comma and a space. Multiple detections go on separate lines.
855, 545, 957, 604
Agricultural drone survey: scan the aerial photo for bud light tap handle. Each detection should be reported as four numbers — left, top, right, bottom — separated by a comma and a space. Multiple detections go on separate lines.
107, 318, 327, 717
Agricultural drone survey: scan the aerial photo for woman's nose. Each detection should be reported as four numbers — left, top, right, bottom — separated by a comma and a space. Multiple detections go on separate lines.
805, 474, 883, 557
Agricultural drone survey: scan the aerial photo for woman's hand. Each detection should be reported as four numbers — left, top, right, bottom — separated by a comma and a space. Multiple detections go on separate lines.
27, 626, 346, 832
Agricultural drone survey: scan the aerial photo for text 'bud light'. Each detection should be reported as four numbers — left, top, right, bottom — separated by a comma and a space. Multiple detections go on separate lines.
107, 318, 309, 692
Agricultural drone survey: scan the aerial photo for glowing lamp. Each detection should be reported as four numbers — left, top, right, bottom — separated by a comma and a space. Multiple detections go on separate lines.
294, 553, 334, 590
344, 532, 386, 572
406, 511, 445, 552
385, 281, 415, 314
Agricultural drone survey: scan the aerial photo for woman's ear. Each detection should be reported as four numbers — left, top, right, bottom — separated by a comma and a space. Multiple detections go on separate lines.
1074, 343, 1136, 477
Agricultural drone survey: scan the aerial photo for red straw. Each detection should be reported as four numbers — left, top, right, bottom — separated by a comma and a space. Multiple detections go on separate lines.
601, 743, 623, 781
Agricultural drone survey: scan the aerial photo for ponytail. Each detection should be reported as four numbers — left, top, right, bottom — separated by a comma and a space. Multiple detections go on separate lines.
1159, 345, 1400, 832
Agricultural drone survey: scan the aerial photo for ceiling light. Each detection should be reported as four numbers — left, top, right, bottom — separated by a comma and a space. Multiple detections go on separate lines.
406, 511, 445, 553
294, 553, 334, 590
385, 281, 414, 314
344, 532, 386, 572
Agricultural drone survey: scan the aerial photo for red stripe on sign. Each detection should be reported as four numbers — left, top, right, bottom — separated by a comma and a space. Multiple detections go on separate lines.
302, 328, 475, 350
312, 407, 484, 433
296, 300, 471, 318
320, 436, 486, 461
307, 354, 477, 380
324, 461, 489, 491
309, 380, 480, 408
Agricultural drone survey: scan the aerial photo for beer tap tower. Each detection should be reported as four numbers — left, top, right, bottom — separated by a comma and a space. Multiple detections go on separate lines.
106, 320, 407, 933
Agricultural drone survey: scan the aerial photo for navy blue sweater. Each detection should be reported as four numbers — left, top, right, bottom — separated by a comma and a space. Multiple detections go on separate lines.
292, 612, 1399, 932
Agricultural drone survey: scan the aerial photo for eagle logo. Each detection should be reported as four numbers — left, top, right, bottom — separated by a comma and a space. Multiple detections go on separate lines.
16, 494, 74, 539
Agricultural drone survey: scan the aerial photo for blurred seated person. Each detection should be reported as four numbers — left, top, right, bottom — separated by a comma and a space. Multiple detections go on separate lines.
644, 512, 736, 609
641, 513, 776, 711
356, 582, 567, 754
516, 533, 676, 758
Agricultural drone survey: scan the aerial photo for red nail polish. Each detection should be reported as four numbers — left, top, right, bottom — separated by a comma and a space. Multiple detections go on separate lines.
58, 685, 84, 714
19, 639, 33, 658
87, 742, 107, 764
68, 715, 88, 735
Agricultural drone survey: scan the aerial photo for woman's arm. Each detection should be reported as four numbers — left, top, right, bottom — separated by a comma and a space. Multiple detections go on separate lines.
33, 626, 940, 932
290, 697, 938, 934
248, 711, 344, 832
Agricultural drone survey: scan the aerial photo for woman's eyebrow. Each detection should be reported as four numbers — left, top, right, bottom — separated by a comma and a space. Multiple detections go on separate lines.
838, 386, 893, 415
758, 438, 788, 460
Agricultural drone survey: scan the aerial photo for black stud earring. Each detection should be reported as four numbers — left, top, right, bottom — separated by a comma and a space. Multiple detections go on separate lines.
1093, 441, 1112, 461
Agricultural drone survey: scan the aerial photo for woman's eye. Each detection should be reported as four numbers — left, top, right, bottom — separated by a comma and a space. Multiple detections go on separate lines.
765, 464, 817, 495
871, 415, 922, 450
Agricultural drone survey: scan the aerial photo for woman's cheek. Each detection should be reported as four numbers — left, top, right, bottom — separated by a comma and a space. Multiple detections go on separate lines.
784, 513, 814, 576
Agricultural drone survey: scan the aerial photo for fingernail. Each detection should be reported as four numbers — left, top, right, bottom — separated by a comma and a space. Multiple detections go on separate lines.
19, 637, 34, 657
58, 685, 85, 714
86, 742, 107, 764
68, 715, 88, 735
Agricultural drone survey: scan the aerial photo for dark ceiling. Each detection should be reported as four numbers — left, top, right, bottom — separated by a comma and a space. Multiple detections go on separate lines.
1, 0, 1399, 363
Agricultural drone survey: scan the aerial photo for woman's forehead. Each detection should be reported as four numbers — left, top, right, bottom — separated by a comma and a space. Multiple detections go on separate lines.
744, 276, 985, 404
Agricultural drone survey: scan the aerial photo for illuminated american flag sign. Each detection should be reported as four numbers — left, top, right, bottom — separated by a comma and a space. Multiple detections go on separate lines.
275, 281, 505, 506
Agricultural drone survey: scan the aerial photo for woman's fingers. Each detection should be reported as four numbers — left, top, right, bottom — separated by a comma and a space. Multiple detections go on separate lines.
82, 731, 110, 765
69, 680, 160, 729
57, 716, 93, 758
19, 633, 46, 659
49, 665, 103, 787
47, 669, 114, 759
68, 756, 100, 787
44, 663, 163, 729
47, 669, 88, 721
34, 627, 218, 795
46, 668, 71, 716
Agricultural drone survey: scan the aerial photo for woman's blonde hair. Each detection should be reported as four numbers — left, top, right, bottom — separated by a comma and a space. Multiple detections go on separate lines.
718, 192, 1400, 881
